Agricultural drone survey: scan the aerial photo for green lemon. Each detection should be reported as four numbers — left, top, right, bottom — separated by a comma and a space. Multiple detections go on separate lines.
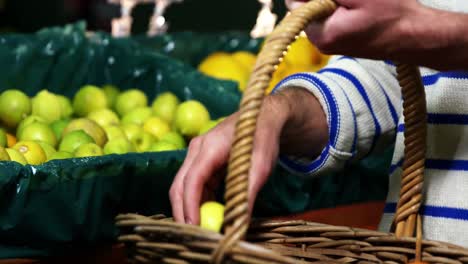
0, 89, 31, 128
103, 125, 127, 141
151, 92, 180, 123
18, 122, 57, 147
149, 141, 179, 152
102, 85, 120, 108
174, 100, 210, 138
74, 143, 103, 158
50, 119, 70, 140
88, 109, 120, 127
103, 137, 135, 155
137, 132, 156, 152
59, 130, 95, 153
63, 118, 108, 147
36, 141, 57, 160
73, 85, 108, 117
114, 89, 148, 117
159, 132, 186, 149
0, 128, 7, 147
57, 95, 73, 119
16, 115, 48, 139
31, 90, 63, 123
200, 201, 225, 232
121, 107, 153, 126
48, 151, 73, 161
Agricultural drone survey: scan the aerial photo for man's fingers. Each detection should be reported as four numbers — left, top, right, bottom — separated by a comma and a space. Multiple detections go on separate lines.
169, 136, 203, 222
183, 136, 230, 225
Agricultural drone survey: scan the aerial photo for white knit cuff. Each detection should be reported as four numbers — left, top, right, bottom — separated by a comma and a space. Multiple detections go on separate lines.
271, 72, 356, 177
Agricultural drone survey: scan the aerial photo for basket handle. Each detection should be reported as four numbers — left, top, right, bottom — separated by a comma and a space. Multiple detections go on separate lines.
212, 0, 427, 262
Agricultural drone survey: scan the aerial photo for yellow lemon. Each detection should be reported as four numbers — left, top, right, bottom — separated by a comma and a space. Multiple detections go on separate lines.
143, 117, 170, 140
231, 51, 257, 74
198, 52, 249, 91
13, 141, 46, 165
200, 201, 225, 232
5, 148, 26, 165
284, 35, 320, 67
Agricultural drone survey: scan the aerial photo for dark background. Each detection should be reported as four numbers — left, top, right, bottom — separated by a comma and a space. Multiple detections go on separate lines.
0, 0, 289, 34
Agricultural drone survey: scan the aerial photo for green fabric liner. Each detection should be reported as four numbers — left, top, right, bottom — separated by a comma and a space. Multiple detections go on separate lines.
0, 22, 391, 258
133, 31, 263, 67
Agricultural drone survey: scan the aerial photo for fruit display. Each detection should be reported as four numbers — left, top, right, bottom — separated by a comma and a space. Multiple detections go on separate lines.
0, 86, 224, 165
197, 34, 330, 94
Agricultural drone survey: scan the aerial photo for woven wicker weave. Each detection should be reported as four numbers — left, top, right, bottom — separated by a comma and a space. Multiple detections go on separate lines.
116, 0, 468, 263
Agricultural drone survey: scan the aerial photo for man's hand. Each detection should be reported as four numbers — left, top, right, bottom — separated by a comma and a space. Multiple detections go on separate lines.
170, 88, 328, 225
286, 0, 468, 70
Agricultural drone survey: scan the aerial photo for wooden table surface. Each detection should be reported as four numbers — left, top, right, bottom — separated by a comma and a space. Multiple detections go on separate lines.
0, 201, 385, 264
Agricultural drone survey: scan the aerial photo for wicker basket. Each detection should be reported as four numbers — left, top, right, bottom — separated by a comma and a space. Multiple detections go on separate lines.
116, 0, 468, 263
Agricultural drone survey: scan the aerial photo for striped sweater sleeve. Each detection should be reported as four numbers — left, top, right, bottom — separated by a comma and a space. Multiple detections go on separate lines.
272, 56, 402, 177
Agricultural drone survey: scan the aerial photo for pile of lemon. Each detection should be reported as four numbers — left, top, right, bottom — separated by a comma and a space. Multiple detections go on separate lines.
0, 86, 223, 165
198, 35, 329, 94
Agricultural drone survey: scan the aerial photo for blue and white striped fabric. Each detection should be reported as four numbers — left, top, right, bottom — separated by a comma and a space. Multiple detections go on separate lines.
273, 0, 468, 247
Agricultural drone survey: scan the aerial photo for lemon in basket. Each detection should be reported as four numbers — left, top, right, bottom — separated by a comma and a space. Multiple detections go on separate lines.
149, 141, 179, 152
115, 89, 148, 117
174, 100, 210, 138
0, 146, 10, 161
5, 148, 26, 165
73, 85, 108, 117
143, 117, 171, 141
50, 119, 70, 141
121, 107, 153, 126
13, 141, 46, 165
37, 141, 57, 160
158, 132, 186, 149
48, 151, 73, 161
103, 125, 127, 141
0, 129, 6, 147
198, 52, 250, 91
57, 95, 73, 119
102, 84, 120, 109
74, 143, 104, 158
32, 90, 63, 123
88, 109, 120, 127
103, 137, 135, 155
59, 130, 95, 153
63, 118, 108, 147
151, 92, 180, 124
18, 122, 57, 147
200, 201, 225, 232
0, 89, 31, 129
